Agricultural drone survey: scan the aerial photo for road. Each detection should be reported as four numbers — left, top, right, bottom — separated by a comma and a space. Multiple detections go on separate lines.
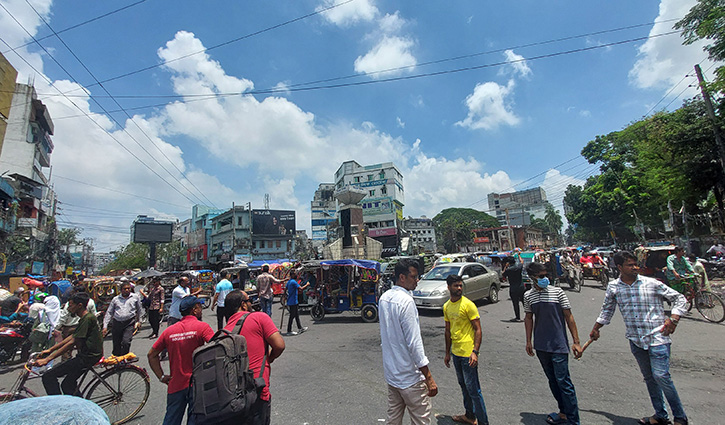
1, 280, 723, 425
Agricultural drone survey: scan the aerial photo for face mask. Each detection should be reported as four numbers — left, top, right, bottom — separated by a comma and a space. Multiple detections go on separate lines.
536, 277, 550, 288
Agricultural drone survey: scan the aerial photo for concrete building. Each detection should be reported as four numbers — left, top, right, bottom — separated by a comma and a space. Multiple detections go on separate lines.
0, 53, 18, 157
402, 216, 437, 253
471, 225, 549, 251
250, 209, 296, 261
334, 160, 404, 250
91, 252, 114, 275
209, 205, 252, 265
185, 205, 223, 268
487, 187, 547, 226
310, 183, 337, 249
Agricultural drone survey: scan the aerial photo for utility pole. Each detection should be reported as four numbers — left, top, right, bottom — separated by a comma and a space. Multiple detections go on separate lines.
682, 201, 690, 254
231, 201, 235, 264
505, 208, 514, 250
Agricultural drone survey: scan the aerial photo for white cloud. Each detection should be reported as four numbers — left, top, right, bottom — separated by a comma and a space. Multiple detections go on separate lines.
354, 36, 417, 77
396, 117, 405, 128
455, 80, 521, 130
579, 110, 591, 117
501, 50, 532, 79
629, 0, 715, 94
317, 0, 378, 26
540, 168, 589, 225
378, 12, 406, 34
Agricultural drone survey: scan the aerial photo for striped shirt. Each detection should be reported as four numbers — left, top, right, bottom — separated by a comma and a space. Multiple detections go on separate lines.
596, 275, 687, 349
524, 286, 571, 354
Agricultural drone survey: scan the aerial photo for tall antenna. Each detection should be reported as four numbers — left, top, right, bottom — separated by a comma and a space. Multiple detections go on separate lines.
264, 193, 270, 209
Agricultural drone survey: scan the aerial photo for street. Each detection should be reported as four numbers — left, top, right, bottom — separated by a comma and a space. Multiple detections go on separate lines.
1, 281, 723, 425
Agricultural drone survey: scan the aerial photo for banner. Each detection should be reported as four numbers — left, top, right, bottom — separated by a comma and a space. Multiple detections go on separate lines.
252, 210, 296, 236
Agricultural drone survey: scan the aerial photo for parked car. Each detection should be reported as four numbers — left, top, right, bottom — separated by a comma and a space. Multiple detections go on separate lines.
411, 262, 500, 309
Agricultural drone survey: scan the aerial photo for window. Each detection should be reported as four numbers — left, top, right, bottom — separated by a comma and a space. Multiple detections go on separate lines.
354, 176, 361, 183
367, 174, 373, 181
379, 171, 385, 179
238, 217, 243, 226
276, 241, 281, 248
369, 190, 375, 196
260, 241, 266, 249
381, 186, 387, 195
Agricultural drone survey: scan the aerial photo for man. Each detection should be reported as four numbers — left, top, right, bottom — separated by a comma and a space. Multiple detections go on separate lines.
665, 246, 694, 286
0, 287, 24, 316
379, 258, 438, 425
256, 265, 281, 317
502, 258, 525, 322
148, 296, 214, 425
688, 254, 711, 291
524, 262, 582, 425
222, 290, 286, 425
590, 251, 688, 425
212, 271, 234, 330
706, 241, 725, 258
443, 275, 488, 425
168, 276, 202, 326
36, 292, 103, 396
103, 281, 143, 356
285, 270, 310, 336
53, 287, 97, 360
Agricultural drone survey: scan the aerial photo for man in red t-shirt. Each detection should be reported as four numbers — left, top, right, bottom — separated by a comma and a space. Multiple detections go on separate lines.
148, 296, 214, 425
222, 289, 285, 425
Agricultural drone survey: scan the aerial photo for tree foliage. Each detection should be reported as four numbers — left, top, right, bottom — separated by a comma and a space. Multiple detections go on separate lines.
565, 98, 724, 242
432, 208, 500, 253
676, 0, 725, 94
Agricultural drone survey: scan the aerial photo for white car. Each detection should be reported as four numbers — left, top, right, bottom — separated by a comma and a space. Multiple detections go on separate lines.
411, 262, 500, 309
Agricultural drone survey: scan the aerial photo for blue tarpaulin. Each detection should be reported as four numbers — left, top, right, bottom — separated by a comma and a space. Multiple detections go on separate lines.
319, 259, 381, 272
248, 259, 294, 267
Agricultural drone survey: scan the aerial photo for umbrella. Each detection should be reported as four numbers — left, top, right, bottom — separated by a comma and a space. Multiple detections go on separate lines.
131, 268, 165, 279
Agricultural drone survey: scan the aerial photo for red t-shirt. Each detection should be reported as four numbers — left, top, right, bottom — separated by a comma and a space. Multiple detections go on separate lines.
224, 311, 279, 401
152, 315, 214, 394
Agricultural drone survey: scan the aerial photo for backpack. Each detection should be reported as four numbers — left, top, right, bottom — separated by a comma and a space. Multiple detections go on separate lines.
190, 312, 267, 423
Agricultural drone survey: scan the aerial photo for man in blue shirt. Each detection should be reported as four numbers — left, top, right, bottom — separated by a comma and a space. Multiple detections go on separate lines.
212, 271, 234, 331
285, 271, 310, 336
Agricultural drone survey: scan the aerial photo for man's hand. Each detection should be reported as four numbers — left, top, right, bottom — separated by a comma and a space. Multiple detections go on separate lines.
571, 343, 583, 359
525, 341, 534, 357
444, 353, 451, 368
102, 328, 108, 337
34, 357, 50, 367
425, 376, 438, 397
160, 375, 171, 385
39, 349, 51, 358
52, 330, 61, 339
662, 318, 677, 336
589, 328, 600, 341
468, 352, 478, 367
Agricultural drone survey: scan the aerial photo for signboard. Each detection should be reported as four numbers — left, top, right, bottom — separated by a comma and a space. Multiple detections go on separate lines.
32, 261, 44, 275
369, 227, 396, 237
311, 230, 327, 240
252, 210, 296, 236
474, 237, 490, 243
361, 197, 393, 216
133, 222, 173, 243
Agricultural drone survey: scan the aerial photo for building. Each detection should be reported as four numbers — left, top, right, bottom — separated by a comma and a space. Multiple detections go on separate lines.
209, 205, 252, 265
185, 205, 223, 268
310, 183, 337, 249
250, 209, 296, 261
91, 252, 114, 275
0, 53, 18, 157
333, 160, 404, 250
472, 226, 549, 251
487, 187, 547, 226
402, 216, 437, 253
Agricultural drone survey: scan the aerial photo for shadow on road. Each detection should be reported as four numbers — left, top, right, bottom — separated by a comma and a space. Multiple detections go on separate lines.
580, 409, 636, 424
519, 412, 551, 424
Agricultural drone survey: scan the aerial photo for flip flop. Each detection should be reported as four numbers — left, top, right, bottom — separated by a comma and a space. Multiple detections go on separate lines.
452, 414, 477, 425
637, 416, 671, 425
546, 412, 566, 425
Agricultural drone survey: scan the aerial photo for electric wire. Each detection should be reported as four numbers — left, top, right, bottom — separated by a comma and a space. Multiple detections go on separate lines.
53, 175, 190, 208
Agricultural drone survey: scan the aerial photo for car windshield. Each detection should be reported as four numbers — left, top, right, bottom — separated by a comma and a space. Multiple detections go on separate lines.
422, 266, 461, 280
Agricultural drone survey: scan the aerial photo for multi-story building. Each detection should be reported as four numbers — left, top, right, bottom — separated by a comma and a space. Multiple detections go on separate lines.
0, 53, 18, 157
91, 252, 115, 275
250, 209, 296, 261
333, 160, 404, 249
402, 216, 437, 253
487, 187, 547, 226
310, 183, 337, 249
185, 205, 223, 268
209, 205, 252, 265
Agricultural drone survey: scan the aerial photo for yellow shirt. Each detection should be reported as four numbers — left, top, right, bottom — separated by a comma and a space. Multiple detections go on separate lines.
443, 296, 480, 357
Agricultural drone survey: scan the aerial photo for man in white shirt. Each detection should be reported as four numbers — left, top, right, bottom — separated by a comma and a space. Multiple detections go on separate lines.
168, 276, 201, 326
379, 258, 438, 425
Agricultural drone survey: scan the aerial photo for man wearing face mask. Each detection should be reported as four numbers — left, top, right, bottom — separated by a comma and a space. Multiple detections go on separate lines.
524, 262, 582, 425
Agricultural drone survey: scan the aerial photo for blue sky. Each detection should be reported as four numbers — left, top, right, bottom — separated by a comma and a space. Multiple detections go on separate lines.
0, 0, 716, 252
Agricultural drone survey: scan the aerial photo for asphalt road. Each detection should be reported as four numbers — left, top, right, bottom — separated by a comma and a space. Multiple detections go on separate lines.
1, 280, 723, 425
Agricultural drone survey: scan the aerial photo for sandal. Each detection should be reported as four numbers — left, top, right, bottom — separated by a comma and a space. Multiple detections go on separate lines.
637, 416, 671, 425
546, 412, 566, 424
452, 414, 477, 425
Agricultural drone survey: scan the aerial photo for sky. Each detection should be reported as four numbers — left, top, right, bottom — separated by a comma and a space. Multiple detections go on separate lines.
0, 0, 717, 252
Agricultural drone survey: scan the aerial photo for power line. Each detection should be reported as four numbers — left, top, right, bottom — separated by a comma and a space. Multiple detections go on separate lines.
22, 0, 218, 208
53, 174, 190, 208
1, 0, 148, 54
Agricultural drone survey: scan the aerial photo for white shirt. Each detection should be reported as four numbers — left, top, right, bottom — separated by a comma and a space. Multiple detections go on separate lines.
379, 285, 429, 389
169, 285, 190, 319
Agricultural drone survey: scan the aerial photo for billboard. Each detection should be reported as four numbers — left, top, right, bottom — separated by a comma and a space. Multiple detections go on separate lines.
252, 210, 296, 236
133, 222, 173, 243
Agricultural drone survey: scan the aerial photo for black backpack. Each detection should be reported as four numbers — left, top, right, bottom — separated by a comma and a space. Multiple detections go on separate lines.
191, 312, 267, 423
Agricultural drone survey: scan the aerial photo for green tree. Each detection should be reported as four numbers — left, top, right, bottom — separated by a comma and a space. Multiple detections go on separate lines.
100, 243, 149, 274
432, 208, 500, 253
676, 0, 725, 94
157, 240, 185, 270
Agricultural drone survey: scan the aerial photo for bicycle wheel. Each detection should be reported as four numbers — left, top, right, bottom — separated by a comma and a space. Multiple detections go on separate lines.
0, 392, 26, 403
695, 291, 725, 323
84, 365, 150, 425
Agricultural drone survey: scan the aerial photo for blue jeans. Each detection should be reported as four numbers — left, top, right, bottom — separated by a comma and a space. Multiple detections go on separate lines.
260, 297, 273, 317
536, 351, 579, 425
163, 387, 194, 425
452, 354, 489, 425
629, 342, 687, 422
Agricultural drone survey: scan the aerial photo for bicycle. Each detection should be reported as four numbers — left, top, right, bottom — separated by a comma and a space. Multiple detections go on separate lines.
0, 353, 150, 425
678, 274, 725, 323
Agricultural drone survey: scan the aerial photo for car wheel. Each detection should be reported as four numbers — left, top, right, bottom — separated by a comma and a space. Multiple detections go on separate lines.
488, 286, 499, 303
361, 304, 378, 323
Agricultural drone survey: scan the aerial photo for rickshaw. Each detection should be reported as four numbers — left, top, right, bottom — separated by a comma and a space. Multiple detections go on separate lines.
301, 259, 381, 323
247, 260, 295, 297
189, 270, 214, 308
83, 277, 117, 316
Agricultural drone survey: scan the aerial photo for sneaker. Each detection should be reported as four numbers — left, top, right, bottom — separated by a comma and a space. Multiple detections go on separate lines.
298, 327, 308, 333
286, 331, 298, 336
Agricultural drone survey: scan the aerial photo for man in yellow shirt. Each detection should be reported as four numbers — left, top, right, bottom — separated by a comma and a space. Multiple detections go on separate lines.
444, 275, 488, 425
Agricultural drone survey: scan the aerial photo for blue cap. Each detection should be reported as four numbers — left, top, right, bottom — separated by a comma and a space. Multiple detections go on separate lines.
179, 296, 204, 313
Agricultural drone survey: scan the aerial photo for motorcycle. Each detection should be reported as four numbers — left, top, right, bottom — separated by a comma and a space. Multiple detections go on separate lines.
0, 321, 33, 365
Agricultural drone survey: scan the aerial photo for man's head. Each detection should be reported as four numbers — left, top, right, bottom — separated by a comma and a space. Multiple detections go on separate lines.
674, 246, 685, 258
68, 292, 90, 317
613, 251, 638, 279
262, 264, 270, 273
526, 262, 548, 290
225, 289, 252, 314
446, 274, 463, 299
687, 254, 697, 263
394, 258, 420, 290
120, 282, 133, 298
178, 276, 190, 287
179, 296, 204, 319
220, 271, 228, 280
289, 270, 297, 279
13, 287, 24, 297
